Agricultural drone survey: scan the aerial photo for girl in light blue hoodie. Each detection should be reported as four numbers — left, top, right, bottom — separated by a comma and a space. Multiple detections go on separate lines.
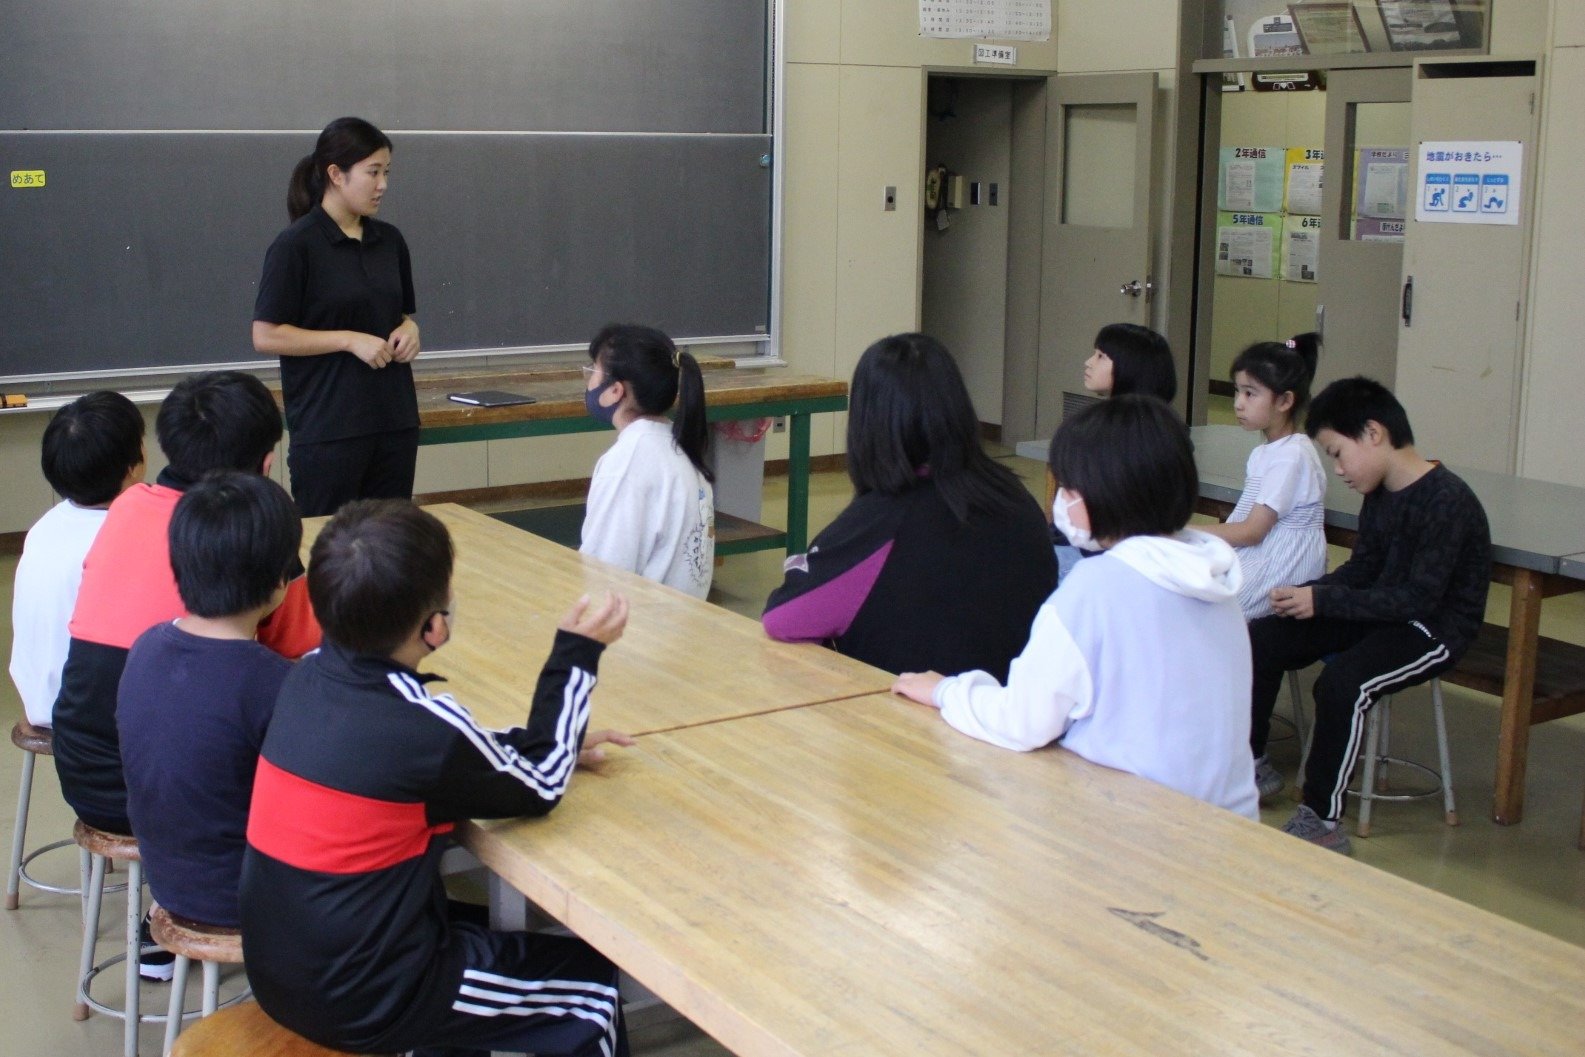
894, 396, 1260, 819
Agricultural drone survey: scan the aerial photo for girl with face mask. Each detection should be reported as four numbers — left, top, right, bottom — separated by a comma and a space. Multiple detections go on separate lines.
578, 324, 716, 599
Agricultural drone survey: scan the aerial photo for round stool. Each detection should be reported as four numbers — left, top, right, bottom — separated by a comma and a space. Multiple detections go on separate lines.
74, 819, 159, 1057
150, 904, 251, 1055
1352, 677, 1458, 837
169, 1001, 369, 1056
7, 720, 100, 909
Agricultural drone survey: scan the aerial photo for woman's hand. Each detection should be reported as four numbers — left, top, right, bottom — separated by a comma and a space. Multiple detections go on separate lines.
389, 317, 422, 363
347, 331, 395, 369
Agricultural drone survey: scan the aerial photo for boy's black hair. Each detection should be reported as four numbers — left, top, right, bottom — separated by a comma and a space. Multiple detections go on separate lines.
169, 471, 302, 618
1230, 332, 1321, 419
589, 323, 714, 482
41, 391, 145, 506
1094, 323, 1177, 403
308, 500, 454, 656
1048, 395, 1196, 541
155, 371, 283, 480
846, 333, 1033, 523
1305, 376, 1414, 448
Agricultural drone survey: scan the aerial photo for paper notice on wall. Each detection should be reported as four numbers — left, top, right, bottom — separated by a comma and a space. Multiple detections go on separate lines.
920, 1, 1050, 40
1356, 217, 1407, 242
1216, 212, 1281, 279
1219, 147, 1286, 213
1283, 216, 1321, 282
1356, 147, 1409, 220
1415, 141, 1523, 225
1285, 148, 1324, 215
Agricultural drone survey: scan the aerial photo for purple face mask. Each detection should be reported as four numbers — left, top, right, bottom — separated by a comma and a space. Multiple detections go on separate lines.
585, 378, 619, 425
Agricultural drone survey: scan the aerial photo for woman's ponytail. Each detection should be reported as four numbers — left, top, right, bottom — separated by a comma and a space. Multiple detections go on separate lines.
673, 350, 713, 483
286, 154, 321, 221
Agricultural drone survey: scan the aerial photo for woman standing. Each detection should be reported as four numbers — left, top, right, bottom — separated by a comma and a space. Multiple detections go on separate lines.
253, 117, 421, 517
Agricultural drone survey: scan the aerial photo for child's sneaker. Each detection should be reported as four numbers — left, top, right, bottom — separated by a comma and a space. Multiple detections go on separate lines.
138, 916, 175, 981
1254, 757, 1284, 802
1281, 805, 1353, 855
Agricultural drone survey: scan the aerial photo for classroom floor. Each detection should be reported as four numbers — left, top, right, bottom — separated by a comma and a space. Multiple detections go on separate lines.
2, 433, 1582, 1055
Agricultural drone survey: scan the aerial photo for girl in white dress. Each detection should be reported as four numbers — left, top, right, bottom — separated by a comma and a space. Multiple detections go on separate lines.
1201, 333, 1326, 621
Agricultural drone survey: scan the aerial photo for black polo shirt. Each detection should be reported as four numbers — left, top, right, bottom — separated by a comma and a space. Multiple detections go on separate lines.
254, 205, 420, 444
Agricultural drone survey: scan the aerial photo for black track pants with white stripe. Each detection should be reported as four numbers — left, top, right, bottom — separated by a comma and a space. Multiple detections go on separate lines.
1249, 616, 1453, 822
409, 923, 627, 1057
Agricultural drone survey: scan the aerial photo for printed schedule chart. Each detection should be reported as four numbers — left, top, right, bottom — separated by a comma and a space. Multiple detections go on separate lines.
920, 0, 1050, 40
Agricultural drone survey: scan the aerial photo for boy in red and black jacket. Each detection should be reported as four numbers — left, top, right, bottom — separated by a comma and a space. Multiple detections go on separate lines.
240, 500, 633, 1057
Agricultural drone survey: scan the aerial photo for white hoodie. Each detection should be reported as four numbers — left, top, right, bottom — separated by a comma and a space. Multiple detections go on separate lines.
934, 529, 1260, 819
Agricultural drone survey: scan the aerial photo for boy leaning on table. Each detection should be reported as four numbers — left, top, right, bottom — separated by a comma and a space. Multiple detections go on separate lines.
1247, 377, 1491, 856
239, 498, 636, 1057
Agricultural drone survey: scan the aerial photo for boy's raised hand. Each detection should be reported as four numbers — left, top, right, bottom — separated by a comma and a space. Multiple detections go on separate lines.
559, 591, 629, 645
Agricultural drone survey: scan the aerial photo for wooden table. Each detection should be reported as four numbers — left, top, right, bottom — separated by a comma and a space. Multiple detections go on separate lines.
303, 504, 891, 735
410, 362, 848, 555
1192, 424, 1585, 825
463, 692, 1585, 1056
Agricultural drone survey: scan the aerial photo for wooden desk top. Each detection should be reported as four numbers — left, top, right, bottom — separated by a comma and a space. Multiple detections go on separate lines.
1192, 424, 1585, 575
464, 692, 1585, 1057
412, 363, 847, 430
303, 504, 890, 735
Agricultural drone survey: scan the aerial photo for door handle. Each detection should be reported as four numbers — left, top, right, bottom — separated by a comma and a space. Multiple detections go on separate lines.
1120, 279, 1147, 298
1401, 276, 1413, 328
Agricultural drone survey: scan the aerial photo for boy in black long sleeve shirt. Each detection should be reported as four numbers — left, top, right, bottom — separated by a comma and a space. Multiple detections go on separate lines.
1248, 377, 1490, 854
240, 500, 634, 1057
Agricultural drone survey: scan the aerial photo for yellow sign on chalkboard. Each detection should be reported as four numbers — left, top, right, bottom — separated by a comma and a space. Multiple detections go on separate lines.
10, 171, 46, 188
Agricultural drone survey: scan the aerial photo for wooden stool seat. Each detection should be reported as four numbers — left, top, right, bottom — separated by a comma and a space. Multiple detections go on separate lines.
11, 719, 53, 756
149, 905, 242, 964
72, 818, 140, 862
170, 1001, 368, 1056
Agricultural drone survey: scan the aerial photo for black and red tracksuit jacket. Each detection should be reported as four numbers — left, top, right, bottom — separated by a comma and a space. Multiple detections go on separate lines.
239, 631, 604, 1053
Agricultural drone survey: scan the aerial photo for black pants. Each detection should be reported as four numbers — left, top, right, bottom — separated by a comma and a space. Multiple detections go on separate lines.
403, 924, 627, 1057
288, 427, 420, 517
1249, 616, 1454, 822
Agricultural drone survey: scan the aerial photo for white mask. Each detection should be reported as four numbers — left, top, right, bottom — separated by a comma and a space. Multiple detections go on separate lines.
1052, 489, 1101, 553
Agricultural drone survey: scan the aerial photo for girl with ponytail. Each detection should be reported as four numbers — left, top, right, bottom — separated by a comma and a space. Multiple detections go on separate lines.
252, 117, 422, 517
1202, 331, 1327, 624
579, 324, 716, 598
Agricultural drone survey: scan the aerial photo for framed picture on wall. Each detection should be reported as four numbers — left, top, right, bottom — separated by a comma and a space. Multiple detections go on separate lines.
1288, 3, 1371, 55
1376, 0, 1479, 52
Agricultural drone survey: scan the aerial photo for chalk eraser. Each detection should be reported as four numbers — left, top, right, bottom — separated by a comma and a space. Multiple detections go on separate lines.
1, 394, 27, 409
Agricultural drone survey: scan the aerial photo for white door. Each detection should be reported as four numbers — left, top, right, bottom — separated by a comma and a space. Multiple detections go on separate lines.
1035, 73, 1158, 439
1315, 68, 1413, 389
1396, 59, 1540, 472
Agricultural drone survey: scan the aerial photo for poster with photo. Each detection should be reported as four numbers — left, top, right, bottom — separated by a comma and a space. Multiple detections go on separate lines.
1283, 216, 1322, 282
1217, 212, 1282, 279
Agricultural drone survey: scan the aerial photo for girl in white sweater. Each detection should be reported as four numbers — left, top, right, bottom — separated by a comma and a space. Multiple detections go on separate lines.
893, 395, 1260, 819
579, 324, 715, 598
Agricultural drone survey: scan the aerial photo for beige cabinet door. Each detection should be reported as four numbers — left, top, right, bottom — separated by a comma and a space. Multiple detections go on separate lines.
1316, 68, 1412, 390
1035, 72, 1158, 439
1396, 59, 1540, 473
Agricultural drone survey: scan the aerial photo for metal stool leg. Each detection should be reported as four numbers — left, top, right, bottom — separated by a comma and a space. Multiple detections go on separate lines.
124, 858, 142, 1057
6, 748, 36, 909
1431, 678, 1458, 825
79, 847, 91, 920
163, 955, 191, 1056
1377, 698, 1394, 792
201, 960, 220, 1017
1357, 700, 1386, 838
75, 853, 106, 1020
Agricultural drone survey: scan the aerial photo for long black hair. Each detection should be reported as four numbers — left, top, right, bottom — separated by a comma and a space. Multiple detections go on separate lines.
846, 333, 1031, 523
287, 117, 393, 221
1094, 323, 1176, 402
589, 324, 713, 482
1230, 331, 1321, 419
